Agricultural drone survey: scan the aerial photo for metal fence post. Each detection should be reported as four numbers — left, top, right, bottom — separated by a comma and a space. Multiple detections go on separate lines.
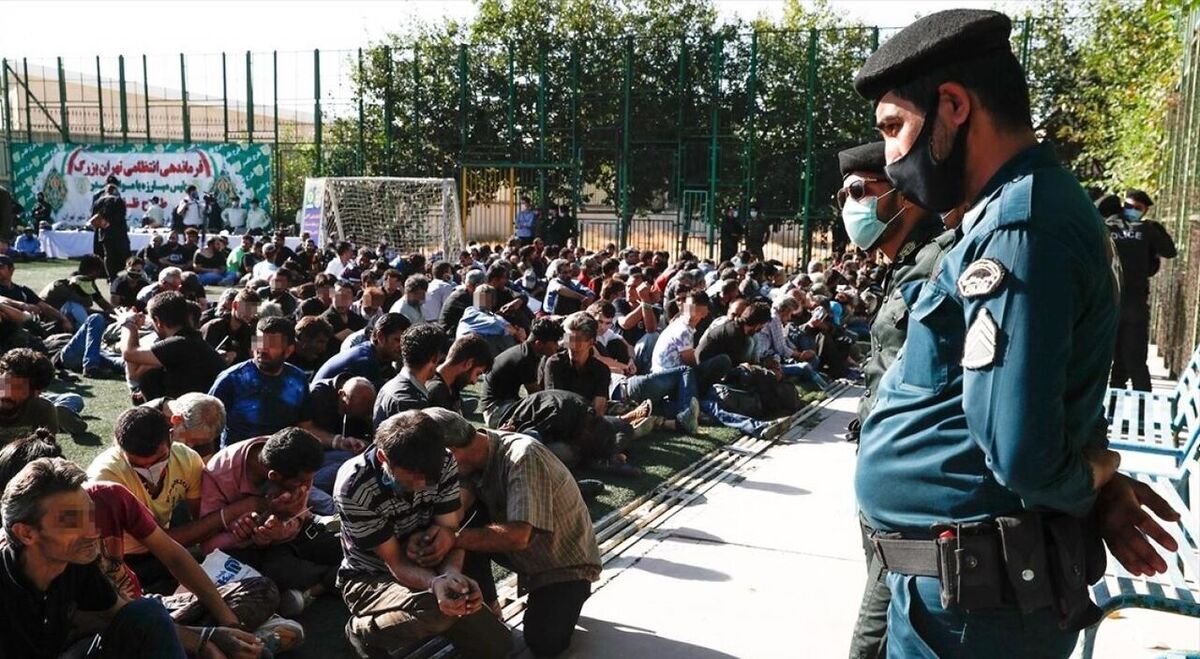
180, 53, 190, 143
413, 44, 421, 169
383, 46, 393, 172
458, 44, 468, 163
2, 59, 13, 149
570, 46, 580, 216
314, 49, 322, 176
118, 55, 128, 142
246, 51, 255, 143
507, 42, 515, 159
95, 56, 105, 142
620, 35, 633, 249
801, 28, 818, 267
537, 44, 547, 205
707, 35, 722, 259
675, 38, 689, 255
744, 31, 759, 214
22, 59, 32, 142
273, 50, 280, 224
359, 47, 367, 173
56, 56, 70, 142
222, 52, 230, 142
142, 55, 151, 141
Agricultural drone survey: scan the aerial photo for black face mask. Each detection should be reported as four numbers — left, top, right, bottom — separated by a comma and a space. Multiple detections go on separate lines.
885, 96, 970, 213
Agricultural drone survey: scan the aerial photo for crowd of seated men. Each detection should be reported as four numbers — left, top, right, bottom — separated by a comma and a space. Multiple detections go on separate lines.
0, 228, 883, 657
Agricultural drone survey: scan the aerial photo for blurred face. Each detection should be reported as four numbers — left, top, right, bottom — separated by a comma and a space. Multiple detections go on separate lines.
687, 303, 710, 327
253, 331, 295, 373
377, 452, 432, 493
385, 276, 402, 292
316, 286, 332, 305
18, 489, 100, 565
595, 314, 614, 336
300, 331, 333, 357
406, 288, 426, 305
376, 330, 405, 362
565, 329, 594, 363
334, 287, 354, 313
269, 273, 288, 293
0, 374, 32, 416
233, 300, 258, 325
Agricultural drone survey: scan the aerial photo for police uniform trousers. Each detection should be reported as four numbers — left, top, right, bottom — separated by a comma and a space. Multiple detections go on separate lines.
1109, 302, 1152, 391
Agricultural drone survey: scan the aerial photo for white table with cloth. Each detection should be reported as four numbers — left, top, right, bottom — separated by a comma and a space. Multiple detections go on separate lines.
38, 229, 301, 259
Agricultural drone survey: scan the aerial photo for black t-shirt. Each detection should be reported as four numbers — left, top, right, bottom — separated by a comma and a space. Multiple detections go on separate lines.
613, 298, 658, 346
426, 372, 462, 413
0, 541, 118, 659
373, 371, 429, 426
110, 271, 149, 305
480, 342, 541, 409
194, 249, 226, 271
200, 316, 253, 364
148, 329, 225, 398
91, 194, 129, 239
159, 242, 187, 267
439, 288, 473, 332
502, 389, 595, 445
321, 307, 367, 336
538, 349, 610, 401
177, 242, 199, 265
309, 375, 374, 440
256, 287, 298, 317
696, 318, 752, 365
0, 281, 41, 305
271, 245, 297, 267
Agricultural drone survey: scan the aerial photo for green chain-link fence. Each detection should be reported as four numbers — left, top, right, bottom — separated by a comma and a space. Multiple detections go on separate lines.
1150, 10, 1200, 375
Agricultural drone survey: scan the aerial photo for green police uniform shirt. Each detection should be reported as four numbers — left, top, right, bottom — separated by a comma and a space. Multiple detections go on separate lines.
855, 143, 1118, 536
857, 216, 956, 424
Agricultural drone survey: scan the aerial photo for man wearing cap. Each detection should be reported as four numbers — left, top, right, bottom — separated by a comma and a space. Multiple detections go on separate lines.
851, 10, 1178, 657
835, 141, 958, 658
1106, 188, 1177, 391
421, 408, 600, 658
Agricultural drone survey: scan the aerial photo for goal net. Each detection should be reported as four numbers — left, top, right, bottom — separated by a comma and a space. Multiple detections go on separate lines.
312, 177, 464, 258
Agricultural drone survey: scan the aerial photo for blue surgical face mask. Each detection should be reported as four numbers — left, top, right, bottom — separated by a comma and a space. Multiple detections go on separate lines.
379, 466, 406, 495
841, 189, 903, 250
1123, 207, 1144, 222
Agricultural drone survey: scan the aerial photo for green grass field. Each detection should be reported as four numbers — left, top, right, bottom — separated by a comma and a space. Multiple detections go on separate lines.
14, 259, 778, 657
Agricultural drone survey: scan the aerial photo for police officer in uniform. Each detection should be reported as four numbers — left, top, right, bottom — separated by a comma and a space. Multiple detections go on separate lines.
90, 183, 130, 282
1103, 189, 1177, 391
836, 141, 958, 659
851, 10, 1180, 657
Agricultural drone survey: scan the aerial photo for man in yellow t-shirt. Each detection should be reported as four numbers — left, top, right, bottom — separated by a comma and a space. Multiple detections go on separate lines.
87, 406, 265, 594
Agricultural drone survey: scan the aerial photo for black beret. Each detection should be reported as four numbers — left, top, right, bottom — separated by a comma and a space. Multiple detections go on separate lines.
854, 9, 1013, 100
838, 142, 886, 177
1125, 189, 1154, 207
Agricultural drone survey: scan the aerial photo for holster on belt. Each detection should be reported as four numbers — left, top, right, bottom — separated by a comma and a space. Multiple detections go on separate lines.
933, 522, 1005, 611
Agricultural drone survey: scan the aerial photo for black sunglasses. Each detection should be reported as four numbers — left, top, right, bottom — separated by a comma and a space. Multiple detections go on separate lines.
833, 177, 890, 210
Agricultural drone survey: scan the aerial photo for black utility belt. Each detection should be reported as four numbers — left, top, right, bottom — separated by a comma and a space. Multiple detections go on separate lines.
871, 512, 1105, 632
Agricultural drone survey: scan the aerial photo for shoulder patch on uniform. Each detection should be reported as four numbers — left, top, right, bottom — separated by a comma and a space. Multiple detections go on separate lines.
956, 258, 1006, 298
962, 308, 998, 370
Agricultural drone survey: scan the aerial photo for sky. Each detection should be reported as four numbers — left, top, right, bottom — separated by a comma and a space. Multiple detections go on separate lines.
2, 0, 1045, 58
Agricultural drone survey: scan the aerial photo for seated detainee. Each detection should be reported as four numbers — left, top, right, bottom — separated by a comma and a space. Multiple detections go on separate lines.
374, 324, 445, 426
390, 273, 428, 326
0, 457, 185, 658
0, 431, 286, 653
140, 392, 227, 460
425, 409, 600, 658
0, 347, 60, 442
321, 280, 368, 342
118, 291, 226, 400
479, 318, 562, 427
539, 312, 611, 416
200, 287, 260, 366
333, 410, 511, 659
585, 301, 636, 376
201, 427, 342, 600
314, 311, 408, 387
651, 290, 731, 391
308, 375, 377, 495
696, 299, 771, 366
427, 334, 494, 415
456, 284, 526, 357
496, 389, 641, 471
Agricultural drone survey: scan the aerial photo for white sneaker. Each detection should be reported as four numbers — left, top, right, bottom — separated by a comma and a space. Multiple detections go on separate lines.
256, 614, 305, 653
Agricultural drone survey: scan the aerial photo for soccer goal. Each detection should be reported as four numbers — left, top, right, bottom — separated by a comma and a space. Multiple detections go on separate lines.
305, 177, 464, 258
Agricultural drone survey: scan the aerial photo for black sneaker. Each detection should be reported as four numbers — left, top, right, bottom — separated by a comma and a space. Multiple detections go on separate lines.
576, 479, 607, 499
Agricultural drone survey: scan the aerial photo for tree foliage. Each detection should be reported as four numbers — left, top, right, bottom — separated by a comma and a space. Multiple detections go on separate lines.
315, 0, 1185, 227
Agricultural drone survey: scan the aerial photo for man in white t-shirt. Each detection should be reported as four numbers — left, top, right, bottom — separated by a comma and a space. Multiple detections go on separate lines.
222, 196, 247, 233
176, 186, 203, 229
650, 290, 729, 390
245, 199, 270, 234
142, 196, 165, 228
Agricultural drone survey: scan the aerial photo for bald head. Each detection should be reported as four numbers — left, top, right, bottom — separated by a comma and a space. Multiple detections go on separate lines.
339, 377, 377, 419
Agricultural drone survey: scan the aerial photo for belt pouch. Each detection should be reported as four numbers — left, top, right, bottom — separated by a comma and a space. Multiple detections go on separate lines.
950, 524, 1005, 611
995, 513, 1055, 614
1043, 515, 1104, 631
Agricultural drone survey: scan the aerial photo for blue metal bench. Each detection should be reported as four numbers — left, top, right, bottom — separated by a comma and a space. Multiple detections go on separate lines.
1105, 348, 1200, 459
1076, 451, 1200, 659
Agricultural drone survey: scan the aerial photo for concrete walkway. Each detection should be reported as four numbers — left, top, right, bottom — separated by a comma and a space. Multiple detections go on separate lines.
521, 382, 1198, 659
